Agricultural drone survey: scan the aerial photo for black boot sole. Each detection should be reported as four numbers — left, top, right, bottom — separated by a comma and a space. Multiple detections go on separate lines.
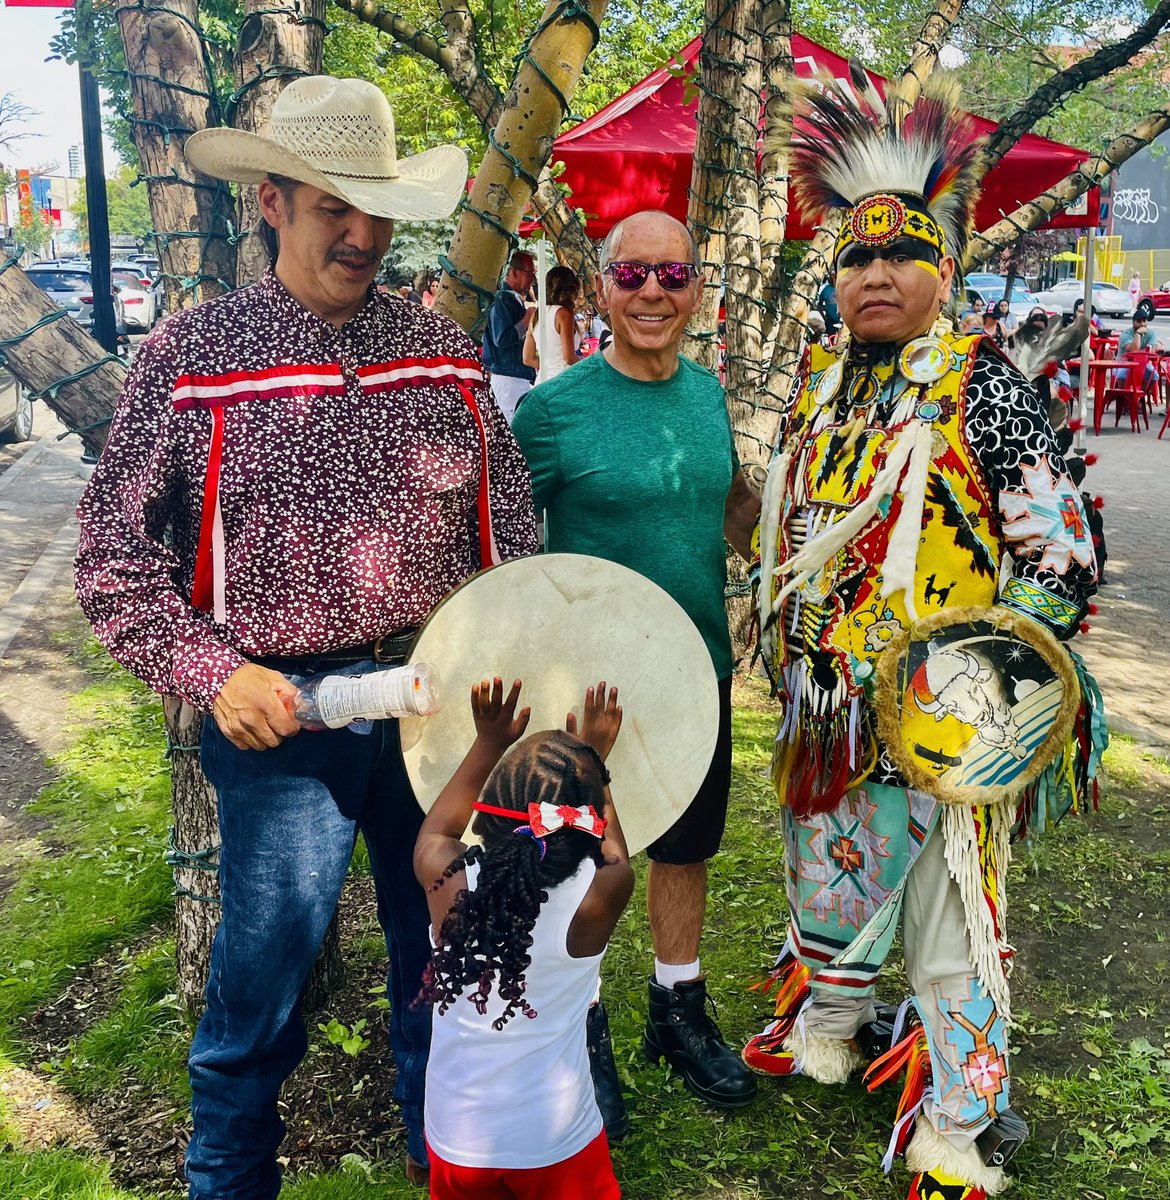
643, 1030, 758, 1109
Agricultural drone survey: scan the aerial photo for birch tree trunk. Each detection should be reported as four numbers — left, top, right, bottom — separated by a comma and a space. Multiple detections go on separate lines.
435, 0, 609, 333
331, 0, 602, 307
115, 0, 237, 308
163, 697, 221, 1016
757, 0, 793, 365
968, 104, 1170, 267
232, 0, 328, 285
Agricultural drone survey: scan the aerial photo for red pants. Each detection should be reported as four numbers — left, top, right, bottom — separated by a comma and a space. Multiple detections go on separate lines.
427, 1129, 621, 1199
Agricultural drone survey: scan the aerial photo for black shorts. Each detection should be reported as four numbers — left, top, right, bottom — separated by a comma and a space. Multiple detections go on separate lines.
646, 675, 733, 865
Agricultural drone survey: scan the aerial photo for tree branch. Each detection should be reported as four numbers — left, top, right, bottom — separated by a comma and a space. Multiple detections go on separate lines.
332, 0, 598, 304
982, 0, 1170, 169
968, 103, 1170, 266
894, 0, 967, 119
436, 0, 610, 334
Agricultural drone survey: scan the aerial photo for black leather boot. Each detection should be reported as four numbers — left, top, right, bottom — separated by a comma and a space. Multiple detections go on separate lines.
643, 976, 757, 1108
587, 1000, 630, 1141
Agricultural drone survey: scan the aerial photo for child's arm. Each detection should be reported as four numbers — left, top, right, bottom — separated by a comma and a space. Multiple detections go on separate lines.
567, 682, 636, 958
413, 677, 530, 930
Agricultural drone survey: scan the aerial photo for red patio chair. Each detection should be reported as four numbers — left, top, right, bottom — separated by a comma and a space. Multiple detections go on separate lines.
1103, 350, 1154, 432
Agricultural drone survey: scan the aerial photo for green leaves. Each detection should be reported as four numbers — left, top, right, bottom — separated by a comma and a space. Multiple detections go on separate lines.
317, 1017, 371, 1058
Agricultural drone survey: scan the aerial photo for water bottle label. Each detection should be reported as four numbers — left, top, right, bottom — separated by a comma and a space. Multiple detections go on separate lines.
310, 666, 434, 727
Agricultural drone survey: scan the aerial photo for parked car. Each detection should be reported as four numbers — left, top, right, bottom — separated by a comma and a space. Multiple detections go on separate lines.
961, 274, 1044, 324
128, 256, 165, 321
0, 366, 33, 444
1030, 278, 1132, 318
1138, 288, 1170, 314
24, 263, 97, 330
24, 263, 130, 338
111, 262, 159, 330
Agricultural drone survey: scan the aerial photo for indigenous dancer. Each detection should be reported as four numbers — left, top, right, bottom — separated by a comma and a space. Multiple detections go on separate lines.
744, 69, 1101, 1200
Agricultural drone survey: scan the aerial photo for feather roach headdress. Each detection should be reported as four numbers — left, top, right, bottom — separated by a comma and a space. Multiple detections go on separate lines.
790, 63, 986, 268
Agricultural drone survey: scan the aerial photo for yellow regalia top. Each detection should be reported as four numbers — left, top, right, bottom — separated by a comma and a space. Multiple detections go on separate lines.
756, 327, 1004, 816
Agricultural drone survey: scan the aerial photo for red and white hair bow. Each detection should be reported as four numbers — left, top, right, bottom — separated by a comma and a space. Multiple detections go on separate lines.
527, 802, 606, 838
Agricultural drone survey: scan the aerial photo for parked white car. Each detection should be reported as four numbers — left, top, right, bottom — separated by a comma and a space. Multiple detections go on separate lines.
962, 273, 1045, 324
112, 262, 159, 331
1030, 279, 1132, 318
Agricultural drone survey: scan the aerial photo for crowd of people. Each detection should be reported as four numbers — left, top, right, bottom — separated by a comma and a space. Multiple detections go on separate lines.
74, 71, 1104, 1200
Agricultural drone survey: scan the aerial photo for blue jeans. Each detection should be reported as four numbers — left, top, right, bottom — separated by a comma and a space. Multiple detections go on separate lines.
188, 667, 432, 1200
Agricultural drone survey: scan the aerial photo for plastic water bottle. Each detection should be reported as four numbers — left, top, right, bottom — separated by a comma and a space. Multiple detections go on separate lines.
291, 664, 440, 729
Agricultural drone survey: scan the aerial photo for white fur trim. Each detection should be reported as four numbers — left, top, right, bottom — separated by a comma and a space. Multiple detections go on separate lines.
782, 1026, 862, 1084
757, 448, 792, 664
940, 805, 1013, 1019
905, 1115, 1009, 1195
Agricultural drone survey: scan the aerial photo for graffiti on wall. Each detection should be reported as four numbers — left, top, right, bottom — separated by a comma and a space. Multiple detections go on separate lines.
1112, 187, 1162, 226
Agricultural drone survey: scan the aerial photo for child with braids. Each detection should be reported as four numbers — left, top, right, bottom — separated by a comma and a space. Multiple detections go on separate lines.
414, 677, 634, 1199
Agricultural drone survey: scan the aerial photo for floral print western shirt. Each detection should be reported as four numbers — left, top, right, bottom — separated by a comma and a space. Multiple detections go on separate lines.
75, 273, 538, 712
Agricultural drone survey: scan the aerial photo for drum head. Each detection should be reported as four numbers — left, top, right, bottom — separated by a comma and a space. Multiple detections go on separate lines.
875, 606, 1079, 805
400, 554, 720, 854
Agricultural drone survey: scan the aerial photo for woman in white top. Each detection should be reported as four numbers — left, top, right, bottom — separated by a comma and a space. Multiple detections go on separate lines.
414, 678, 634, 1199
523, 265, 582, 382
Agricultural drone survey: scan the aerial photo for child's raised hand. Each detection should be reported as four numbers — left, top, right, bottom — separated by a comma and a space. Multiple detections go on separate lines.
566, 680, 622, 761
471, 677, 530, 753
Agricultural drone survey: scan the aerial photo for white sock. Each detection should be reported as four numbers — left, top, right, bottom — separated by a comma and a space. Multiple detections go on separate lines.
654, 958, 701, 990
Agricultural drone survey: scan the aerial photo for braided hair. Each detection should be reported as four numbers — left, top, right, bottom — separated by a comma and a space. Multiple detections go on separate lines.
415, 730, 609, 1029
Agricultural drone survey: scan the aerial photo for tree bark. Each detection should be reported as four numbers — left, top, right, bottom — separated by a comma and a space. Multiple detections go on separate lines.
981, 0, 1170, 170
163, 697, 221, 1017
0, 263, 122, 459
757, 0, 793, 370
435, 0, 609, 334
721, 3, 769, 460
968, 103, 1170, 267
892, 0, 968, 123
115, 0, 237, 308
231, 0, 328, 286
681, 0, 757, 370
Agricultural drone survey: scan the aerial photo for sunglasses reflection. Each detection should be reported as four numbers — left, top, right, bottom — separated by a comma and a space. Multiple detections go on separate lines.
605, 261, 697, 291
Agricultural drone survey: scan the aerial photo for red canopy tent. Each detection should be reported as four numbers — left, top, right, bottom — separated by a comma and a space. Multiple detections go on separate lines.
542, 35, 1099, 239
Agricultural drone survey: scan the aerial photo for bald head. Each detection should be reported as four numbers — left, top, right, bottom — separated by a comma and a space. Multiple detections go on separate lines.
599, 211, 700, 273
594, 209, 704, 382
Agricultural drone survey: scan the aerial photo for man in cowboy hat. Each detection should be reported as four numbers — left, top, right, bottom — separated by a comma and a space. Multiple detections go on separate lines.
74, 76, 538, 1198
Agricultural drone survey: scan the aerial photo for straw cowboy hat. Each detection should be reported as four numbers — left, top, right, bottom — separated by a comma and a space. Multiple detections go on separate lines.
184, 76, 467, 221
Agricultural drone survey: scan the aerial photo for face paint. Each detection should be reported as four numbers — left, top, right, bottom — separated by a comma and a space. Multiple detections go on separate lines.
835, 237, 941, 278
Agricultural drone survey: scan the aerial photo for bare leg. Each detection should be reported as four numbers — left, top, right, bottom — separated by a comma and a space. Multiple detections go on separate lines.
647, 860, 706, 967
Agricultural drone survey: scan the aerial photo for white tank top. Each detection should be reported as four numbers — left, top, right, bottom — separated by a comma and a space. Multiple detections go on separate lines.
424, 858, 605, 1168
540, 305, 581, 381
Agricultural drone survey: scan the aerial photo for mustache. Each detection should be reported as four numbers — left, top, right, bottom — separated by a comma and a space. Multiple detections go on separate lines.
328, 249, 380, 268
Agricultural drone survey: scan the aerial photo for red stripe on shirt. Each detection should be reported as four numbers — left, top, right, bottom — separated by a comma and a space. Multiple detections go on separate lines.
173, 364, 345, 410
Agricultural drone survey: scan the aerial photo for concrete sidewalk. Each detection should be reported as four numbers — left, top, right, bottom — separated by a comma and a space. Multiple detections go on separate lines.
1075, 419, 1170, 755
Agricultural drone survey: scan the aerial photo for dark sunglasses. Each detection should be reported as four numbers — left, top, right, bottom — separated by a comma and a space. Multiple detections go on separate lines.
604, 260, 697, 291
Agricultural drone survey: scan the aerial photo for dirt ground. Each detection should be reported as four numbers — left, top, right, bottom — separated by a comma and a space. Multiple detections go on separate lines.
2, 584, 1167, 1195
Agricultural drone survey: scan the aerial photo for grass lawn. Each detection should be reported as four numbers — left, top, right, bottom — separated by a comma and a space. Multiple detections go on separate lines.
1, 651, 1167, 1198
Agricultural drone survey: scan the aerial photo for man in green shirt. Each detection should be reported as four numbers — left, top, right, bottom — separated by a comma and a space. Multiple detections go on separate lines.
512, 211, 760, 1125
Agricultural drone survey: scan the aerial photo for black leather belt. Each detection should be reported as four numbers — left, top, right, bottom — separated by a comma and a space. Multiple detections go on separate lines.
252, 627, 417, 674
